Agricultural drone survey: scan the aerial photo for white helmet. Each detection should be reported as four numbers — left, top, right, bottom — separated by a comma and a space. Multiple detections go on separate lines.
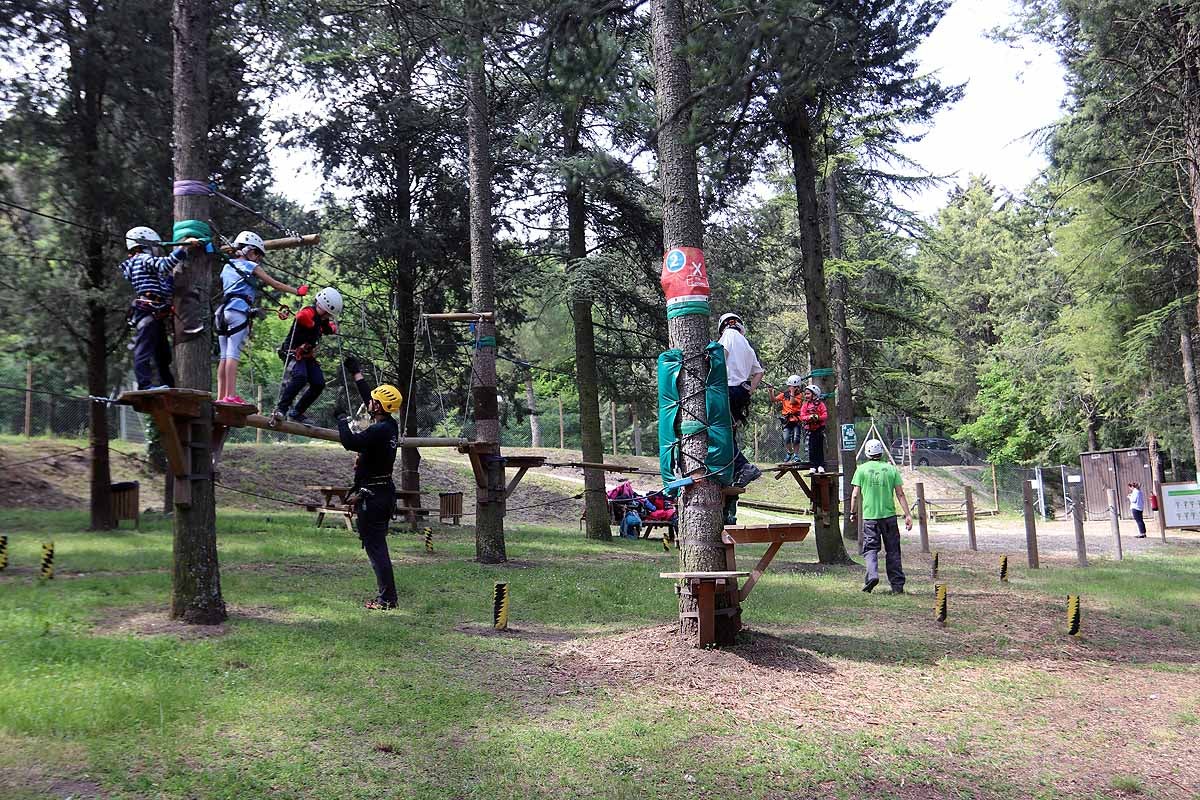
786, 374, 803, 388
805, 384, 822, 397
233, 230, 266, 255
125, 226, 161, 251
864, 439, 885, 458
315, 287, 343, 318
718, 312, 743, 331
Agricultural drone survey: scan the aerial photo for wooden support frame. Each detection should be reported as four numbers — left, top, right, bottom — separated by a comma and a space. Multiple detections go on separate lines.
721, 523, 810, 602
659, 571, 749, 647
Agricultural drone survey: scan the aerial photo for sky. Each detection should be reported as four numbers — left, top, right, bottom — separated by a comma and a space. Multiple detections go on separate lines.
267, 0, 1070, 220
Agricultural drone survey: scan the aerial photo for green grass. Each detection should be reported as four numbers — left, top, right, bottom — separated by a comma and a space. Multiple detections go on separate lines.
1, 509, 1197, 799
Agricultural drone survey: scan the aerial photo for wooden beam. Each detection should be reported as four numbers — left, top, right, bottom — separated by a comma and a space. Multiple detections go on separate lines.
505, 467, 530, 498
422, 312, 495, 322
237, 414, 468, 448
739, 540, 783, 602
219, 234, 320, 253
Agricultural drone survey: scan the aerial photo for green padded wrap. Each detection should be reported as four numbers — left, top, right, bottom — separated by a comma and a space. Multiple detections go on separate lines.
656, 341, 737, 491
665, 300, 711, 320
171, 219, 212, 242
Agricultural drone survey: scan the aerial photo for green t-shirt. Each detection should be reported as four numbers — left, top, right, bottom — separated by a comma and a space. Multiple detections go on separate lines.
851, 459, 903, 520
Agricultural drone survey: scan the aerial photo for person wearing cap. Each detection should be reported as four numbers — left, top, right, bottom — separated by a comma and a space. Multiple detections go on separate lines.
718, 312, 765, 487
850, 439, 912, 594
214, 230, 308, 404
119, 225, 203, 390
334, 355, 403, 610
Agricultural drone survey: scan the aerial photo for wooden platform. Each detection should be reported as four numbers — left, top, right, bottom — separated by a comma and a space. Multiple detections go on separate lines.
659, 571, 749, 647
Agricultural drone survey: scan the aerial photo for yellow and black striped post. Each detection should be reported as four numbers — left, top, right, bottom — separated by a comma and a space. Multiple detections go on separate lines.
661, 535, 669, 553
935, 583, 947, 627
931, 551, 939, 580
1066, 594, 1081, 636
999, 554, 1009, 583
0, 535, 7, 571
40, 542, 54, 581
423, 527, 433, 553
492, 582, 509, 630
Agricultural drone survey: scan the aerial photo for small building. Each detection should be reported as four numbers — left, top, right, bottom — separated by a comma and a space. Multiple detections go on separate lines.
1079, 448, 1154, 521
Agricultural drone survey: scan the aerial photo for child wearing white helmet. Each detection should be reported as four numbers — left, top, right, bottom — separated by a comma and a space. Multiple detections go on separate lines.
773, 375, 805, 463
799, 383, 829, 473
272, 287, 343, 425
214, 230, 309, 404
119, 225, 203, 390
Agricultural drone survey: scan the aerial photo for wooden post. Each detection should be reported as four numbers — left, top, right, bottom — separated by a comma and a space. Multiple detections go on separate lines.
1069, 479, 1087, 567
170, 0, 225, 623
1106, 487, 1123, 561
964, 485, 977, 551
631, 405, 642, 457
1153, 479, 1167, 542
991, 463, 999, 511
905, 417, 912, 470
1022, 479, 1040, 569
558, 395, 564, 450
255, 385, 263, 445
915, 481, 930, 553
610, 399, 617, 456
23, 361, 32, 437
753, 422, 760, 461
1148, 433, 1167, 541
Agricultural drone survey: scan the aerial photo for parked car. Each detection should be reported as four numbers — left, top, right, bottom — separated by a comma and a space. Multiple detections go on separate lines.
889, 437, 978, 466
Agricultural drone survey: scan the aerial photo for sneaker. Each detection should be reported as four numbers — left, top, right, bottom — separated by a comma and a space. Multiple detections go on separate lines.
863, 577, 879, 593
226, 394, 248, 405
287, 411, 314, 425
734, 464, 762, 487
890, 587, 905, 595
148, 384, 170, 391
364, 598, 397, 611
816, 466, 826, 474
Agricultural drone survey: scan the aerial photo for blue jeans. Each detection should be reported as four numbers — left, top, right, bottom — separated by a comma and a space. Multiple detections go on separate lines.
132, 313, 174, 390
276, 357, 325, 415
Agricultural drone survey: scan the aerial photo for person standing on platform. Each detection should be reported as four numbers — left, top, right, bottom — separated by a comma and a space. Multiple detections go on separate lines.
850, 439, 912, 594
334, 354, 403, 610
799, 383, 829, 473
717, 311, 765, 487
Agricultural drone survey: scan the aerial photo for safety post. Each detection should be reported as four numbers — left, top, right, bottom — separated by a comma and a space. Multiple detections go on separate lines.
1106, 488, 1123, 561
999, 554, 1008, 583
423, 528, 434, 553
40, 542, 54, 580
1066, 594, 1081, 636
1021, 479, 1040, 568
492, 582, 509, 630
1069, 477, 1087, 567
964, 486, 977, 551
934, 583, 947, 627
915, 482, 930, 553
930, 551, 939, 580
0, 535, 7, 571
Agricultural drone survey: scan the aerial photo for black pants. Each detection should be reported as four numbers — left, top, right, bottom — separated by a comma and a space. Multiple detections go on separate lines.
132, 314, 174, 390
1133, 508, 1146, 536
807, 427, 825, 470
277, 357, 325, 415
357, 486, 397, 605
862, 516, 906, 590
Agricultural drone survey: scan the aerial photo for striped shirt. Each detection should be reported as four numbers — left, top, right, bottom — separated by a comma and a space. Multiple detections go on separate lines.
120, 249, 186, 299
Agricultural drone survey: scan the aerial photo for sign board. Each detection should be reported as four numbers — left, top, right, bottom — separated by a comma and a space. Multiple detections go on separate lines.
1161, 482, 1200, 528
840, 423, 857, 451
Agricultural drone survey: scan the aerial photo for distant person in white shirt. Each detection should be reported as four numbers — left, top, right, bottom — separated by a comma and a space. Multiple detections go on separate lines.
1127, 482, 1147, 538
718, 312, 764, 487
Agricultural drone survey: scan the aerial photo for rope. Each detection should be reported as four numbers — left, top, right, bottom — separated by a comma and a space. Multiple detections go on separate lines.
214, 479, 315, 508
424, 312, 449, 426
0, 445, 91, 469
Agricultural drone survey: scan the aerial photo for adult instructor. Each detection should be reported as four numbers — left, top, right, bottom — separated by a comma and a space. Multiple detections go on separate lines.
849, 439, 912, 594
718, 312, 765, 487
333, 355, 404, 610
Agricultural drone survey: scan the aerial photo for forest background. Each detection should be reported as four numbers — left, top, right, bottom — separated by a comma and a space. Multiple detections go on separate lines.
2, 0, 1198, 507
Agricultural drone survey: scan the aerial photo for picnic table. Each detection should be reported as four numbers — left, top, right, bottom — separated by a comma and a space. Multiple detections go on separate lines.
305, 485, 431, 530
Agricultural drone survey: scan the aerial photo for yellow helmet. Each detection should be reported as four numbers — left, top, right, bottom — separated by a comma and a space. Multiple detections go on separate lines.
370, 384, 403, 414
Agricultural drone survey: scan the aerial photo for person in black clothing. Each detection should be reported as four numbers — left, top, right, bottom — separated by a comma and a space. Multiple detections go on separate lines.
333, 355, 404, 610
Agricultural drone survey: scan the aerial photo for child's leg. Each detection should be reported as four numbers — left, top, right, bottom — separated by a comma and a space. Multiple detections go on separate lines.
295, 360, 326, 415
132, 315, 156, 390
276, 357, 307, 413
150, 318, 174, 387
809, 427, 825, 469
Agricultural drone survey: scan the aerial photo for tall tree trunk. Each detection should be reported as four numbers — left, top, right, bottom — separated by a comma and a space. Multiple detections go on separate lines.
826, 171, 855, 541
464, 13, 505, 563
1178, 311, 1200, 469
652, 0, 737, 644
1181, 17, 1200, 331
394, 61, 421, 500
563, 99, 611, 539
1085, 406, 1101, 451
170, 0, 224, 624
525, 377, 542, 447
784, 110, 851, 564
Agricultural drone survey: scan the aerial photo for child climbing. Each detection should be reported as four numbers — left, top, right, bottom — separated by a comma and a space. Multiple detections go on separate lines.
800, 383, 829, 473
214, 230, 308, 404
773, 374, 805, 463
120, 225, 202, 390
272, 287, 342, 425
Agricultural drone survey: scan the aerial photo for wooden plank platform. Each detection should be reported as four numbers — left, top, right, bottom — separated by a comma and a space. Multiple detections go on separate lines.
722, 523, 810, 544
737, 499, 813, 515
546, 460, 657, 474
660, 571, 749, 580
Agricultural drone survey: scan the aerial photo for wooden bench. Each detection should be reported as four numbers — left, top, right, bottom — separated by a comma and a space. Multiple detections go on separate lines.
306, 505, 355, 532
722, 522, 810, 601
659, 571, 749, 647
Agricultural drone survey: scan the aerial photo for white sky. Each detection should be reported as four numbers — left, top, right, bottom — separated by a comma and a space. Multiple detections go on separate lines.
268, 0, 1068, 220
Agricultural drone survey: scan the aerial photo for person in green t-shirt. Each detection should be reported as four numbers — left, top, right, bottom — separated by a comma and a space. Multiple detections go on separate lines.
850, 439, 912, 594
